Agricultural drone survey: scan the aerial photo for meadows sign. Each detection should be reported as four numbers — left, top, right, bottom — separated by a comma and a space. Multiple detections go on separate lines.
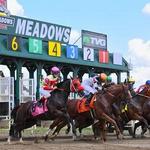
0, 15, 71, 44
82, 30, 107, 50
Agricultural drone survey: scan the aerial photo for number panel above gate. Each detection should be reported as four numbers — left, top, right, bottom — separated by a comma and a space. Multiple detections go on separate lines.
0, 15, 129, 72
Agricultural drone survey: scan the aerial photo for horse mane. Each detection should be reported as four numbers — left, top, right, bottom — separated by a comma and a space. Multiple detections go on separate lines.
51, 79, 70, 93
57, 79, 70, 88
105, 83, 122, 91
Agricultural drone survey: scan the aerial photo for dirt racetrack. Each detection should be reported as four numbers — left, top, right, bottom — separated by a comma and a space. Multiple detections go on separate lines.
1, 135, 150, 150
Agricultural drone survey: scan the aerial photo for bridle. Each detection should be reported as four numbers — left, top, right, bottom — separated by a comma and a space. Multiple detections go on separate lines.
70, 78, 78, 93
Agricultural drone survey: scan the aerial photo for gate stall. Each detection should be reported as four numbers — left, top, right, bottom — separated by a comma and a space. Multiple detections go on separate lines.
0, 77, 14, 120
19, 79, 36, 103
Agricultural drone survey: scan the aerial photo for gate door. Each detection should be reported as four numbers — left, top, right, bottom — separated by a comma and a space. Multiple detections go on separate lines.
19, 79, 36, 103
0, 77, 14, 120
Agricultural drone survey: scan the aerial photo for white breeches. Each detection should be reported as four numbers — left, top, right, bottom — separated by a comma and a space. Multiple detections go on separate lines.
83, 85, 97, 95
39, 88, 51, 98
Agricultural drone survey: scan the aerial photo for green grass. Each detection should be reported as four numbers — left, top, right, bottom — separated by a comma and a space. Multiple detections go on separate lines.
0, 125, 94, 137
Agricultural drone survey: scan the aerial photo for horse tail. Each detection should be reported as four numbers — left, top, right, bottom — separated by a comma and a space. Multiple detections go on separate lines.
11, 105, 20, 122
9, 105, 20, 138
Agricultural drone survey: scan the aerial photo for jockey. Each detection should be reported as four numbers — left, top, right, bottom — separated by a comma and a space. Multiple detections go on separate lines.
136, 80, 150, 94
82, 73, 107, 106
127, 77, 135, 91
103, 76, 115, 88
40, 66, 61, 100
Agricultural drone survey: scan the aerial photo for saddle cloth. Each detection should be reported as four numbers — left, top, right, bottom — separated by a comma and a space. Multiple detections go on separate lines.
31, 99, 48, 116
77, 96, 96, 113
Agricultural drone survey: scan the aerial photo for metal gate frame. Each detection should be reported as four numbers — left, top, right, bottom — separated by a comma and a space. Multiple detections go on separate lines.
19, 78, 36, 103
0, 77, 14, 120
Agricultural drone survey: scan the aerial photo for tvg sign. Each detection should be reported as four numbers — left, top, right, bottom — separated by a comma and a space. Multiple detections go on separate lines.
82, 30, 107, 50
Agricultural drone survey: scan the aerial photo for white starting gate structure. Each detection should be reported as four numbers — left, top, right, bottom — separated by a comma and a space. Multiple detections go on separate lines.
0, 77, 14, 120
19, 79, 36, 103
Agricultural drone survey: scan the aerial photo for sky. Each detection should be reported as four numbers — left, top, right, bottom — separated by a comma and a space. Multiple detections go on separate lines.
1, 0, 150, 87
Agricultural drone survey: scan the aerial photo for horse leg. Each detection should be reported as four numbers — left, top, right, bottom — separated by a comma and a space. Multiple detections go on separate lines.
141, 123, 147, 138
19, 131, 23, 143
64, 113, 77, 140
132, 114, 149, 136
133, 121, 142, 138
53, 110, 77, 140
99, 113, 122, 140
45, 118, 63, 141
99, 119, 106, 142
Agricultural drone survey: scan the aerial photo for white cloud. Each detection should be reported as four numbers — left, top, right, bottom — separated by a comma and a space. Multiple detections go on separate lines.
7, 0, 24, 16
142, 3, 150, 15
126, 38, 150, 87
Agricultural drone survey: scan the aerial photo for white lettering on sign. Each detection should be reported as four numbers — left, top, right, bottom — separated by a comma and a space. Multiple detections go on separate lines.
40, 23, 47, 38
55, 26, 64, 41
15, 18, 26, 35
63, 28, 70, 43
32, 22, 39, 37
48, 25, 55, 39
15, 18, 71, 44
25, 20, 34, 36
90, 37, 106, 47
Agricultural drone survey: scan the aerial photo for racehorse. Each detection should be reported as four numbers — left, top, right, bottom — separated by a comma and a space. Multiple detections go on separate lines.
44, 100, 94, 141
8, 77, 83, 143
132, 89, 150, 137
111, 88, 150, 138
45, 83, 132, 142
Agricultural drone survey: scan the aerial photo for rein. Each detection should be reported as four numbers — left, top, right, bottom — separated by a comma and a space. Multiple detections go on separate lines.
56, 88, 67, 92
70, 79, 78, 93
137, 93, 150, 99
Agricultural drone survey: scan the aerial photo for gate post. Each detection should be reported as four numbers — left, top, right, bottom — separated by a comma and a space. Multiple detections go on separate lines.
15, 60, 24, 106
36, 62, 44, 99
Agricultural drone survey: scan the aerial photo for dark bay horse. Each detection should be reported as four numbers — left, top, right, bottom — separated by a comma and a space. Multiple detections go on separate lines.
45, 83, 132, 142
8, 78, 83, 143
111, 88, 150, 138
132, 90, 150, 137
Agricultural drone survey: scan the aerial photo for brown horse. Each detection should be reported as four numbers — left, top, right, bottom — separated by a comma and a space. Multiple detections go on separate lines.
111, 88, 150, 138
44, 99, 95, 141
132, 89, 150, 137
8, 77, 83, 143
45, 83, 132, 142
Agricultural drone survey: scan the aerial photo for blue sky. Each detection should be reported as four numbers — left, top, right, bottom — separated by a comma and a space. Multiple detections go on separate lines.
16, 0, 150, 54
2, 0, 150, 86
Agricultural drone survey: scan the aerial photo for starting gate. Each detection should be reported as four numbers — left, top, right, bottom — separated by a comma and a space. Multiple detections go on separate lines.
19, 79, 36, 103
0, 77, 14, 120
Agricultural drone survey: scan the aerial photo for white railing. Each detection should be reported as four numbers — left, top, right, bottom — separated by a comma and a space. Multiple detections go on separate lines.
19, 79, 36, 103
0, 77, 14, 120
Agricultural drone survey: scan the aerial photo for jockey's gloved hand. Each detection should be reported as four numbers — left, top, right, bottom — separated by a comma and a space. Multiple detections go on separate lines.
78, 91, 85, 97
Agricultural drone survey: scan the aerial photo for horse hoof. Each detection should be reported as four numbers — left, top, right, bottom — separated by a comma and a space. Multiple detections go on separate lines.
73, 135, 77, 141
65, 130, 69, 134
95, 137, 100, 141
44, 135, 48, 141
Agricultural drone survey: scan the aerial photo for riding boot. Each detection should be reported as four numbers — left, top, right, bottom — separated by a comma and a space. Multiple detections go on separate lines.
85, 93, 94, 106
90, 109, 99, 124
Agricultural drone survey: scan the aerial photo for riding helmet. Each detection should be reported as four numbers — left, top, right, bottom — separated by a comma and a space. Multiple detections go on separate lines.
107, 76, 112, 82
51, 66, 60, 74
100, 73, 107, 81
146, 80, 150, 85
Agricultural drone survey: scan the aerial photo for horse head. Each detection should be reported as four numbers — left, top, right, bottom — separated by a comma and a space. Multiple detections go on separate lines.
70, 77, 84, 93
104, 83, 132, 103
56, 77, 83, 94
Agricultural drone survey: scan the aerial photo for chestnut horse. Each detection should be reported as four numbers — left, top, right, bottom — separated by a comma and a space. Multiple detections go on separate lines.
44, 101, 94, 141
45, 83, 132, 142
8, 78, 83, 143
